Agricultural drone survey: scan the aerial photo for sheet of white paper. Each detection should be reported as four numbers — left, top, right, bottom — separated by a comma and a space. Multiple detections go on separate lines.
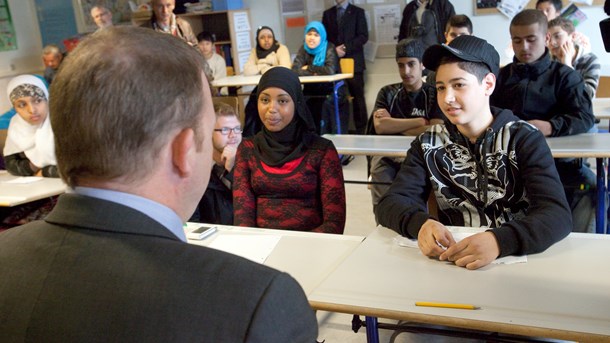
394, 226, 527, 265
208, 234, 281, 264
3, 177, 43, 184
232, 12, 250, 32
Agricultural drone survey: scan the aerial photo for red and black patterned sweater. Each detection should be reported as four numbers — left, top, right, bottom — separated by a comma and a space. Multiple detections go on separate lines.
233, 136, 346, 234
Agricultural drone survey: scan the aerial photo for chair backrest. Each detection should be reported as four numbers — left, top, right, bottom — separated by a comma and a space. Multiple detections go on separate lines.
596, 76, 610, 98
226, 66, 235, 76
339, 58, 354, 74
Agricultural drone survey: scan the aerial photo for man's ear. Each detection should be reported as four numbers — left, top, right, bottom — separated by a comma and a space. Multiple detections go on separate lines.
483, 73, 496, 96
171, 128, 195, 178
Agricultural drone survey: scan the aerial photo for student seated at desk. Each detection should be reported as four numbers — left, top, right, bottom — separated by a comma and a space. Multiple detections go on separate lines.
376, 35, 571, 270
547, 17, 600, 100
1, 75, 58, 229
233, 67, 346, 234
4, 75, 58, 178
369, 38, 444, 213
197, 31, 227, 96
243, 26, 291, 76
191, 103, 241, 225
292, 21, 348, 135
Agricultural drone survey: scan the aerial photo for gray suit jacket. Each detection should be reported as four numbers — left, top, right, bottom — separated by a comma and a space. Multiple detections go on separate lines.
0, 194, 317, 342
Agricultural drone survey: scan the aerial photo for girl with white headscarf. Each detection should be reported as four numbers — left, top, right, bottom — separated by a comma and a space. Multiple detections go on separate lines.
4, 74, 58, 177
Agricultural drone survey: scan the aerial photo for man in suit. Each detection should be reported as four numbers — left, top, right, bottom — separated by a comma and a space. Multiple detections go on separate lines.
323, 0, 369, 134
0, 27, 317, 342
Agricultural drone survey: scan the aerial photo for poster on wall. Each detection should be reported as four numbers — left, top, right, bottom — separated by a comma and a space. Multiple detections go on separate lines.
373, 4, 400, 43
0, 0, 17, 51
77, 0, 134, 32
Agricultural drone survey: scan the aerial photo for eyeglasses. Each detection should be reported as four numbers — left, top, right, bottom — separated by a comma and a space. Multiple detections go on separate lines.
214, 127, 242, 135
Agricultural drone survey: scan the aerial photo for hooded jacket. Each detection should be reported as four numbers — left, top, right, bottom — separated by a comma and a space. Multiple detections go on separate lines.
376, 107, 571, 257
491, 49, 594, 137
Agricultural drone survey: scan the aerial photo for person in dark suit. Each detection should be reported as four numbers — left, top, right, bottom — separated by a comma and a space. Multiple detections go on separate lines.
0, 27, 318, 342
322, 0, 369, 134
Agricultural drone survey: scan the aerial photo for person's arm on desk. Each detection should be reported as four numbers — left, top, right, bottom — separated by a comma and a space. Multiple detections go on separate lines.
376, 138, 432, 236
438, 230, 500, 270
373, 108, 428, 135
545, 69, 594, 136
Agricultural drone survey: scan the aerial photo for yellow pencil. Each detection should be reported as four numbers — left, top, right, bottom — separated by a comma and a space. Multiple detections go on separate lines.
415, 301, 479, 310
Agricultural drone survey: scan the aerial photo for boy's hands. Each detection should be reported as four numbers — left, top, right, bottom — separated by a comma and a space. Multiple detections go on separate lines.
439, 232, 500, 270
418, 219, 500, 270
417, 219, 456, 257
556, 39, 575, 68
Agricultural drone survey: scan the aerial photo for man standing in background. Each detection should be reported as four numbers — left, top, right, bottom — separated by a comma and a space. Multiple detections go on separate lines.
323, 0, 369, 134
90, 4, 113, 30
41, 44, 63, 84
141, 0, 197, 46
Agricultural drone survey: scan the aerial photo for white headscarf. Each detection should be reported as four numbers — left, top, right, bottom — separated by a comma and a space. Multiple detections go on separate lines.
4, 75, 57, 168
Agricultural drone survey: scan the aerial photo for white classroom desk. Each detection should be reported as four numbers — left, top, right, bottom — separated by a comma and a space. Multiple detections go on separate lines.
309, 226, 610, 342
323, 133, 610, 159
211, 73, 353, 88
187, 225, 364, 296
0, 171, 66, 207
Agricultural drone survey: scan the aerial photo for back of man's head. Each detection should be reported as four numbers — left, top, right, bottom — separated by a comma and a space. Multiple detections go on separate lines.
548, 17, 575, 34
396, 38, 424, 62
511, 9, 549, 35
445, 14, 473, 35
51, 26, 209, 188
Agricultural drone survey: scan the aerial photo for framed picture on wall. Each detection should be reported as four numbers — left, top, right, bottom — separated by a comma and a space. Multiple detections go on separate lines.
75, 0, 135, 32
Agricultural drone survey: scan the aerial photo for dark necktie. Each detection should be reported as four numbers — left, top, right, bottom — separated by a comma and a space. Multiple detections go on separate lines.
337, 7, 345, 25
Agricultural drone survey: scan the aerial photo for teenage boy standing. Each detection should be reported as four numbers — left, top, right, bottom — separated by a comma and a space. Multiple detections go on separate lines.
491, 9, 595, 232
376, 35, 571, 270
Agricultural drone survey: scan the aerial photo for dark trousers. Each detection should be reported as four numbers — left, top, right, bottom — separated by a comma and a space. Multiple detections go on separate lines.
556, 159, 596, 233
347, 72, 367, 134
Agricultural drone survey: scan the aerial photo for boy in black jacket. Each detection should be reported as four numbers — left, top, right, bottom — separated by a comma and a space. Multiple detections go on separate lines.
376, 35, 571, 270
491, 9, 595, 232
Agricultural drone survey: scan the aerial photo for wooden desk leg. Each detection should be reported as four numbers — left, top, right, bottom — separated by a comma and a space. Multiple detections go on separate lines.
365, 316, 379, 343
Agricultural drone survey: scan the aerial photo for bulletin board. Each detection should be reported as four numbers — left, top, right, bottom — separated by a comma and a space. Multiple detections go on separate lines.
474, 0, 604, 16
0, 0, 17, 51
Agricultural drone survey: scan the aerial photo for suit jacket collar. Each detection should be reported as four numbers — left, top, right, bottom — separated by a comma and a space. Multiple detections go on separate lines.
45, 193, 181, 241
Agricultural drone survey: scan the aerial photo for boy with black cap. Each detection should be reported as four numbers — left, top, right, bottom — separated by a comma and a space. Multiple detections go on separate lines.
369, 38, 444, 212
375, 35, 571, 270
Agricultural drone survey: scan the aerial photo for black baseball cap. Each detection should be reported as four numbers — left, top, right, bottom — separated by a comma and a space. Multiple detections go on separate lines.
422, 35, 500, 77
